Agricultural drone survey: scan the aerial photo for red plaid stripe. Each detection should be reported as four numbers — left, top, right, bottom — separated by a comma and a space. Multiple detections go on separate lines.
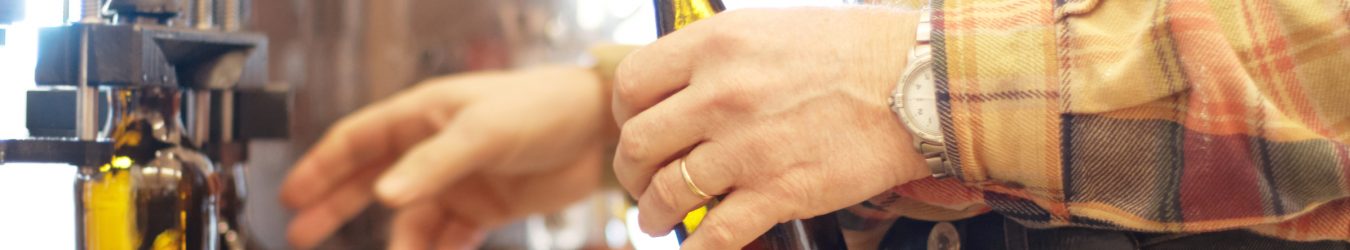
852, 0, 1350, 242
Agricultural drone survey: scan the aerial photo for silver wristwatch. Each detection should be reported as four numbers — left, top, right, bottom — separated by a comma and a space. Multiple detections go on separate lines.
887, 8, 949, 178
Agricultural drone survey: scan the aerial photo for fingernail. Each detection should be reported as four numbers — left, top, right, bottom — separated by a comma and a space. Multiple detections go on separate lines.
375, 176, 411, 206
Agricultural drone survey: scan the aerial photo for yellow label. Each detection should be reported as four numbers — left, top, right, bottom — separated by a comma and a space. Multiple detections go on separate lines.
672, 0, 720, 31
682, 205, 708, 233
152, 229, 184, 250
84, 170, 140, 250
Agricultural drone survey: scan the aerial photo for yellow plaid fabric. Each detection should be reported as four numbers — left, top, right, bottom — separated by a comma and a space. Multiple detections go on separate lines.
861, 0, 1350, 242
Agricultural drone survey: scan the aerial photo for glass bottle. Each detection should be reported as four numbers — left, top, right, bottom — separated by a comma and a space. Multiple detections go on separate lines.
653, 0, 849, 249
83, 87, 218, 250
656, 0, 725, 36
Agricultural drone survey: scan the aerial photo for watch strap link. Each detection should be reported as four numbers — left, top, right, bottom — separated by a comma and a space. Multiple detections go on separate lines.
918, 142, 948, 178
915, 8, 932, 44
914, 6, 947, 179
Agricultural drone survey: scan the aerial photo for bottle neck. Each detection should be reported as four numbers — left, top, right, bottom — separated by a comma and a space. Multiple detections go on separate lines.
107, 87, 189, 158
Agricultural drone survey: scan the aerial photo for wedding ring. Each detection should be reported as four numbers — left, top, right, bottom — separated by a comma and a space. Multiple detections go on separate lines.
680, 157, 713, 200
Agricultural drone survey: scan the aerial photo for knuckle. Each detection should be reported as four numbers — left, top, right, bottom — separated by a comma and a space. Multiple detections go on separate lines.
615, 173, 644, 198
769, 175, 819, 217
736, 133, 775, 153
701, 83, 759, 113
701, 28, 748, 57
324, 119, 368, 148
616, 120, 654, 163
455, 115, 519, 145
612, 54, 645, 105
646, 178, 685, 215
612, 77, 640, 106
699, 222, 739, 248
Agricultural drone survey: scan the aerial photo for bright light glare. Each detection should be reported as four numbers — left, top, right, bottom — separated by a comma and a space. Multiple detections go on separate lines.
626, 207, 680, 250
1, 0, 67, 138
609, 0, 849, 45
0, 164, 77, 250
725, 0, 848, 9
0, 1, 79, 250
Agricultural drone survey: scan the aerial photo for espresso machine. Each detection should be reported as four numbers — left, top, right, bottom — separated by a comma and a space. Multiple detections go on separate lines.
0, 0, 286, 249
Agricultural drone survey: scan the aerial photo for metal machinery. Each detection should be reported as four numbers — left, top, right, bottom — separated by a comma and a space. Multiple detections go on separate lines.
0, 0, 286, 249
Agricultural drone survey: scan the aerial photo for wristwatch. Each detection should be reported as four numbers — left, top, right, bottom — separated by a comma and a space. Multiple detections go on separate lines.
888, 8, 949, 178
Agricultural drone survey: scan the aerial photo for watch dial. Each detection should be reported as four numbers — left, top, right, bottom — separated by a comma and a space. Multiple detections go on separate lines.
902, 65, 941, 141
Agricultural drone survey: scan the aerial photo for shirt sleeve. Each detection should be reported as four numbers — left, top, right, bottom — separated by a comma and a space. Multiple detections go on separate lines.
907, 0, 1350, 241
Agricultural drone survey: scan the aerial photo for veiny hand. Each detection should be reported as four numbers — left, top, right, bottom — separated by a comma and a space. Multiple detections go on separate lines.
280, 66, 611, 249
612, 7, 927, 249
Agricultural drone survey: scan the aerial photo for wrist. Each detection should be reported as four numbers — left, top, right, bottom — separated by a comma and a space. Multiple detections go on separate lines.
876, 9, 934, 184
856, 7, 921, 106
588, 44, 641, 143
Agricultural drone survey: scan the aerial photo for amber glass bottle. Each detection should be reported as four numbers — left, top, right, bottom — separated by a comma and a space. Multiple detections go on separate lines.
654, 0, 848, 249
84, 88, 213, 250
655, 0, 725, 36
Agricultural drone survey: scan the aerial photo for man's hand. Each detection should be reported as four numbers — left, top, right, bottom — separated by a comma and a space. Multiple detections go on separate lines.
612, 7, 927, 249
280, 66, 610, 249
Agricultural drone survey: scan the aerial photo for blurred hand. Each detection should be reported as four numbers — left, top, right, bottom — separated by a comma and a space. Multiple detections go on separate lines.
611, 7, 927, 249
280, 66, 611, 249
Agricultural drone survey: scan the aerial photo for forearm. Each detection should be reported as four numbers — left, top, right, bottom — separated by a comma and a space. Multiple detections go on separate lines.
928, 0, 1350, 240
589, 44, 641, 143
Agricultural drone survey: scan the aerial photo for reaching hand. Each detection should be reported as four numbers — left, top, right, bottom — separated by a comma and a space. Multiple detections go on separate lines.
280, 66, 611, 249
611, 7, 928, 249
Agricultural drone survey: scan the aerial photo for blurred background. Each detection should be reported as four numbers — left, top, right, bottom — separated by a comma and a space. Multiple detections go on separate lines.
0, 0, 845, 249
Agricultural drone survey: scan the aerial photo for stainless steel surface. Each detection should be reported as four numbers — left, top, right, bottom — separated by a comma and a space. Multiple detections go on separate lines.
219, 91, 233, 142
75, 33, 94, 140
191, 90, 210, 147
76, 0, 99, 141
220, 0, 237, 31
81, 0, 100, 23
195, 0, 212, 29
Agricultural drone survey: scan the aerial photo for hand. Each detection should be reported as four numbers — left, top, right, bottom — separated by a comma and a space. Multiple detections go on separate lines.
611, 7, 927, 249
280, 66, 611, 249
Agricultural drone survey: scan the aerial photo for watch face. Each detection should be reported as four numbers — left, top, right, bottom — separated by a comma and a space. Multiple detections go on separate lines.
899, 62, 942, 143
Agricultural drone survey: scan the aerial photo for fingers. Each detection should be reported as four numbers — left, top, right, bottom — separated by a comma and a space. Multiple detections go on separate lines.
387, 202, 447, 250
286, 166, 383, 249
386, 203, 487, 250
682, 191, 787, 250
433, 178, 515, 228
499, 143, 605, 216
432, 143, 603, 229
636, 143, 739, 236
281, 85, 461, 209
433, 221, 486, 250
611, 22, 712, 124
374, 107, 511, 207
613, 88, 716, 198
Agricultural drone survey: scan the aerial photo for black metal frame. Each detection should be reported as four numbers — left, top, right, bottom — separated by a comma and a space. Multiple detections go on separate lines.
34, 23, 268, 89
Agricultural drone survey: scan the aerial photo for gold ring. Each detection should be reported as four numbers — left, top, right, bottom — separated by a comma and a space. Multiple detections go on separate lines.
680, 157, 713, 200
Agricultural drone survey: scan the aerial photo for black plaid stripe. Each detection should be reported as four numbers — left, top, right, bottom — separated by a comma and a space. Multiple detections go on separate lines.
933, 0, 963, 180
984, 191, 1053, 222
1266, 140, 1350, 214
1063, 115, 1185, 223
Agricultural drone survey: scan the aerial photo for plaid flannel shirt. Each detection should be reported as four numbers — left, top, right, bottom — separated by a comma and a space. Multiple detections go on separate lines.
852, 0, 1350, 242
